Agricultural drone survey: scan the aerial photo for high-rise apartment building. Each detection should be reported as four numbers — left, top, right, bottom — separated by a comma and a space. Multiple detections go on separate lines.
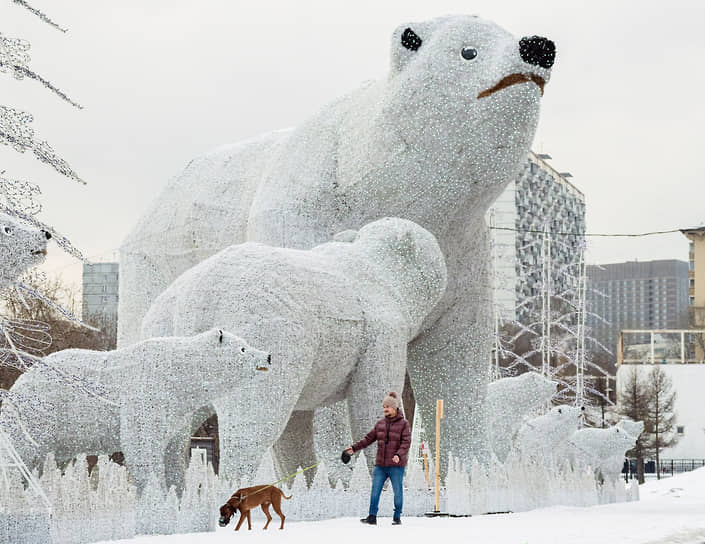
490, 151, 586, 322
82, 262, 119, 323
586, 260, 689, 359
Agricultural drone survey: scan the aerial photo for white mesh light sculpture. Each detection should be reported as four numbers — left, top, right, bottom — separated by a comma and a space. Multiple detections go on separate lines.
0, 328, 271, 492
119, 14, 555, 473
486, 371, 557, 462
139, 217, 447, 484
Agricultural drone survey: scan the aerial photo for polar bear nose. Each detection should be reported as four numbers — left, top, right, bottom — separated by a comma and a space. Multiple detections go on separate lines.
519, 36, 555, 69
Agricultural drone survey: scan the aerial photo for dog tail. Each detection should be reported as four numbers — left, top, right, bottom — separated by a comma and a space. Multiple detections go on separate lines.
282, 493, 293, 500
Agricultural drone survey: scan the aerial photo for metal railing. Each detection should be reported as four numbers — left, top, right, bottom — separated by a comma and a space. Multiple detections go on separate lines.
622, 458, 705, 480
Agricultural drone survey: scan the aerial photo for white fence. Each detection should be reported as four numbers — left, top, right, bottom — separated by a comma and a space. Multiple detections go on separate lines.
0, 449, 638, 544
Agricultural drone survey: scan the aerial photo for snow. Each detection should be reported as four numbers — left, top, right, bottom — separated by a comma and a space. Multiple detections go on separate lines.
92, 467, 705, 544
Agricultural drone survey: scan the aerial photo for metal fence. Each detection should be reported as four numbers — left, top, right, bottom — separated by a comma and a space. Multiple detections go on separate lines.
657, 458, 705, 476
623, 458, 705, 480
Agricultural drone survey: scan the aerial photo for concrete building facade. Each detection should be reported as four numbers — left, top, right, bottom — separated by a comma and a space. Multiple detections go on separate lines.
82, 262, 119, 323
490, 151, 586, 323
681, 228, 705, 358
587, 261, 690, 361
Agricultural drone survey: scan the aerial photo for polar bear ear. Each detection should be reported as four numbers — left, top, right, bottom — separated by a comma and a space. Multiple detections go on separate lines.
390, 23, 425, 73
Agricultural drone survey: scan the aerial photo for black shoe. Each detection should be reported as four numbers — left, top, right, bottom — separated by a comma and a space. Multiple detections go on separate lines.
360, 515, 377, 525
392, 518, 402, 525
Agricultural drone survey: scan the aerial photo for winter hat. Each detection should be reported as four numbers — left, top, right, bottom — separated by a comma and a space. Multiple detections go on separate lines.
382, 391, 399, 410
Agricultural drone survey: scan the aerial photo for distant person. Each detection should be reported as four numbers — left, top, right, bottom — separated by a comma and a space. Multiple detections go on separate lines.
346, 391, 411, 526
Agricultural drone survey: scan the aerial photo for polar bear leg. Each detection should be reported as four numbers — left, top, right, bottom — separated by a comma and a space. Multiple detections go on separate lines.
163, 424, 192, 492
271, 410, 317, 486
347, 326, 407, 474
216, 325, 314, 485
312, 402, 354, 487
120, 393, 179, 491
407, 233, 492, 474
408, 315, 491, 473
120, 427, 169, 492
215, 398, 287, 485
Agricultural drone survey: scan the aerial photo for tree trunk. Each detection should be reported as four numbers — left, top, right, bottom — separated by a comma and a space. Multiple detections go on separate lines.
636, 456, 645, 485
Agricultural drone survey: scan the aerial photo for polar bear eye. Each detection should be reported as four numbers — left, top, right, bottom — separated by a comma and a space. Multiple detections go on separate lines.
240, 347, 245, 353
461, 47, 478, 60
3, 226, 12, 235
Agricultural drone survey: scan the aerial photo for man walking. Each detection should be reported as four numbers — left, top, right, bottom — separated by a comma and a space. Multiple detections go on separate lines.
346, 391, 411, 525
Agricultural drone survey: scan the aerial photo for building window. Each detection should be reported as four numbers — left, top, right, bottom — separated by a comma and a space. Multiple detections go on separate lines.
690, 296, 695, 306
677, 426, 685, 435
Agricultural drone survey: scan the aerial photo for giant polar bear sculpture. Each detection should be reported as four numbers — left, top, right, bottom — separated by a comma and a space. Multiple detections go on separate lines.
120, 15, 555, 471
140, 218, 447, 481
0, 329, 271, 491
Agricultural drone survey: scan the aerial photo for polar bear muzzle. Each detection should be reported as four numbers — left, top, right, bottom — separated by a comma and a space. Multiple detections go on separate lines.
478, 35, 554, 99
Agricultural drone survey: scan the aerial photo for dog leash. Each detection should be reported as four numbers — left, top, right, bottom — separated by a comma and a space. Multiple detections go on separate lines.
236, 459, 325, 501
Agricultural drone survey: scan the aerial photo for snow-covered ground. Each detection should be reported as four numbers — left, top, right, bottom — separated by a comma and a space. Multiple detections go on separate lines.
94, 468, 705, 544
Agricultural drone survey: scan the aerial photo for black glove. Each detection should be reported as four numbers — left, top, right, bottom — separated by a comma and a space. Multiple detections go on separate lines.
341, 450, 352, 464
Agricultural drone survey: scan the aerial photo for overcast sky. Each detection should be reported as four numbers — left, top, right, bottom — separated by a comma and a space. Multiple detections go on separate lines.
2, 0, 704, 288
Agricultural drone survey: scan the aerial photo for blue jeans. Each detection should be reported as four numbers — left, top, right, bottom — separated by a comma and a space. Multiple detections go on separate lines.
369, 465, 405, 519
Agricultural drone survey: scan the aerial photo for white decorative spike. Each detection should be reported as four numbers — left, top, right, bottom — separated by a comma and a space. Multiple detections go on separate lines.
348, 452, 371, 492
0, 429, 51, 514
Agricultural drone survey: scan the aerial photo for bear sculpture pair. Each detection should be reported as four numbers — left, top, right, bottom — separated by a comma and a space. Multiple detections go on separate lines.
6, 14, 561, 490
3, 217, 447, 492
118, 14, 556, 481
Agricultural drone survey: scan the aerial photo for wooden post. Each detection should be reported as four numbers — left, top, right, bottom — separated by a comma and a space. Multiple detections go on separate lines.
434, 399, 444, 513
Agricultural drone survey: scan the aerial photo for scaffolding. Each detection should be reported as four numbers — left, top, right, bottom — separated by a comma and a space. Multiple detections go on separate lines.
618, 329, 705, 365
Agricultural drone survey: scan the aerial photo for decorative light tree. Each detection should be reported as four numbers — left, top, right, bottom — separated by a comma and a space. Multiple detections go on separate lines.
491, 220, 613, 417
0, 2, 93, 521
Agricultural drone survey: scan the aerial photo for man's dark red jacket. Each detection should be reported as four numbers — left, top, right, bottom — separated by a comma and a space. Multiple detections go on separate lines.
352, 411, 411, 467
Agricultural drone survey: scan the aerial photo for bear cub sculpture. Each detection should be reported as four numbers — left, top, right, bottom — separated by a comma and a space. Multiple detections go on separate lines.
140, 217, 447, 481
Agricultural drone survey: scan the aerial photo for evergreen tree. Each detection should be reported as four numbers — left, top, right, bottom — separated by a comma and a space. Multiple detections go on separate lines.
645, 366, 678, 479
617, 365, 650, 484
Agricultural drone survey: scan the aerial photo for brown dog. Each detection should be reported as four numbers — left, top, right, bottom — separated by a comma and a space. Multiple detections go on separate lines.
219, 485, 292, 531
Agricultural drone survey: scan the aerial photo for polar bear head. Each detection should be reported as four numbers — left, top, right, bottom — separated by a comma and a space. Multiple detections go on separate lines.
384, 15, 555, 209
517, 404, 583, 458
0, 212, 51, 290
190, 328, 272, 374
606, 424, 641, 451
615, 418, 644, 440
351, 217, 447, 335
581, 425, 640, 462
